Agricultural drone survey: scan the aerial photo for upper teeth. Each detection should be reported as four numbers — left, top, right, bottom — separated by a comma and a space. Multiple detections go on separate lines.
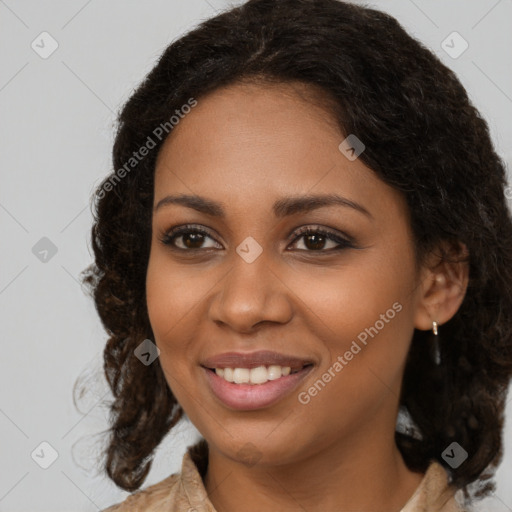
215, 365, 292, 384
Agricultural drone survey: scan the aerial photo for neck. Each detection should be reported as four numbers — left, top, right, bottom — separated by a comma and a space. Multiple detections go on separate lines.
204, 425, 424, 512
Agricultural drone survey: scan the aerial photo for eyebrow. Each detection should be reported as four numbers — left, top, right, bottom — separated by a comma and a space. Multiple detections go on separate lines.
154, 193, 373, 219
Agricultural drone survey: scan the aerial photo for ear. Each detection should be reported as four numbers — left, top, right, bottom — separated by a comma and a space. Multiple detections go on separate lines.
414, 241, 470, 332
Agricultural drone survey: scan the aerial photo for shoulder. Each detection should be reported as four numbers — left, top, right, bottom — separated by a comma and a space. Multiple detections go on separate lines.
101, 439, 211, 512
101, 473, 181, 512
402, 461, 466, 512
424, 462, 466, 512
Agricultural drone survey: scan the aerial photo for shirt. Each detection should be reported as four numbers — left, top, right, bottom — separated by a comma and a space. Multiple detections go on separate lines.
102, 440, 465, 512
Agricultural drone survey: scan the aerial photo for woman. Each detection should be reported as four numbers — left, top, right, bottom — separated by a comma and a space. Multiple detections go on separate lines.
83, 0, 512, 510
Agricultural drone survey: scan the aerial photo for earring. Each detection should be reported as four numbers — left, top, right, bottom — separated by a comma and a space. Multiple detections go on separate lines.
431, 321, 441, 365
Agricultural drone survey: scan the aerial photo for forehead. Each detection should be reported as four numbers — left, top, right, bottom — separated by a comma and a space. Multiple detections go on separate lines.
157, 80, 340, 165
153, 81, 407, 225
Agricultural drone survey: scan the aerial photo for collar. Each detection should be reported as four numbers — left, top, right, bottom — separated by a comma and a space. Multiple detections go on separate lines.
179, 441, 463, 512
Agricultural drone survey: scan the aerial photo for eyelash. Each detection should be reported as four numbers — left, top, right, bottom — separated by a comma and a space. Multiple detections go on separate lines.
159, 223, 355, 253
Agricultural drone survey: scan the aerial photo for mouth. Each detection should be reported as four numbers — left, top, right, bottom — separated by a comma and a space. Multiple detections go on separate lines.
204, 364, 313, 385
200, 351, 315, 410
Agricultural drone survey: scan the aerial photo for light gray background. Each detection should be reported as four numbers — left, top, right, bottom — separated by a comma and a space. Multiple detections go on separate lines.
1, 1, 511, 511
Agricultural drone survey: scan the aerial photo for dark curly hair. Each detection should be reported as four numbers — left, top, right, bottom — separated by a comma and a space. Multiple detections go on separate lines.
81, 0, 512, 504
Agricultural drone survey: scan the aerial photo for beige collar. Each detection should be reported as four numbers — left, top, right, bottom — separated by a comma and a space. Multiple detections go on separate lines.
181, 441, 463, 512
399, 460, 463, 511
103, 443, 465, 511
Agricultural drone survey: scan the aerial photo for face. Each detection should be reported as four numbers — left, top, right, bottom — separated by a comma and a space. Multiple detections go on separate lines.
146, 81, 425, 467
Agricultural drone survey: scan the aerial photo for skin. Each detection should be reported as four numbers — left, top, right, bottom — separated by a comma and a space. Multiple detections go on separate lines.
146, 81, 469, 512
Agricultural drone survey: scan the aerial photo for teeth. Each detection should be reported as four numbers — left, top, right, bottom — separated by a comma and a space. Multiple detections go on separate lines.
214, 365, 293, 385
249, 366, 269, 384
267, 365, 282, 380
233, 368, 250, 384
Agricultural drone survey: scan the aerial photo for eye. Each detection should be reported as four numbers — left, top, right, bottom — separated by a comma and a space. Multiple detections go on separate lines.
159, 224, 221, 250
159, 224, 355, 252
289, 226, 354, 252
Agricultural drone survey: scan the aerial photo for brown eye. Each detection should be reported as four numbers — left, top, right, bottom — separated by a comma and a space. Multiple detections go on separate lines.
302, 233, 328, 250
179, 232, 207, 249
160, 225, 222, 250
160, 224, 354, 253
290, 227, 354, 252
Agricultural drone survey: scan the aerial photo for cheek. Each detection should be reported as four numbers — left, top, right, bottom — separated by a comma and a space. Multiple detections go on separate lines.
145, 248, 203, 401
295, 277, 413, 434
291, 253, 414, 344
146, 246, 208, 336
145, 249, 200, 376
297, 245, 417, 389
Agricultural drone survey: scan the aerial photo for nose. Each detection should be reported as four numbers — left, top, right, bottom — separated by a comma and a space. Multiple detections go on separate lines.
207, 250, 294, 333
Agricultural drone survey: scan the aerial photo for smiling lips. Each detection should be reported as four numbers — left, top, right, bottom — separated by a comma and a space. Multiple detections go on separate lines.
202, 350, 314, 410
215, 365, 292, 384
